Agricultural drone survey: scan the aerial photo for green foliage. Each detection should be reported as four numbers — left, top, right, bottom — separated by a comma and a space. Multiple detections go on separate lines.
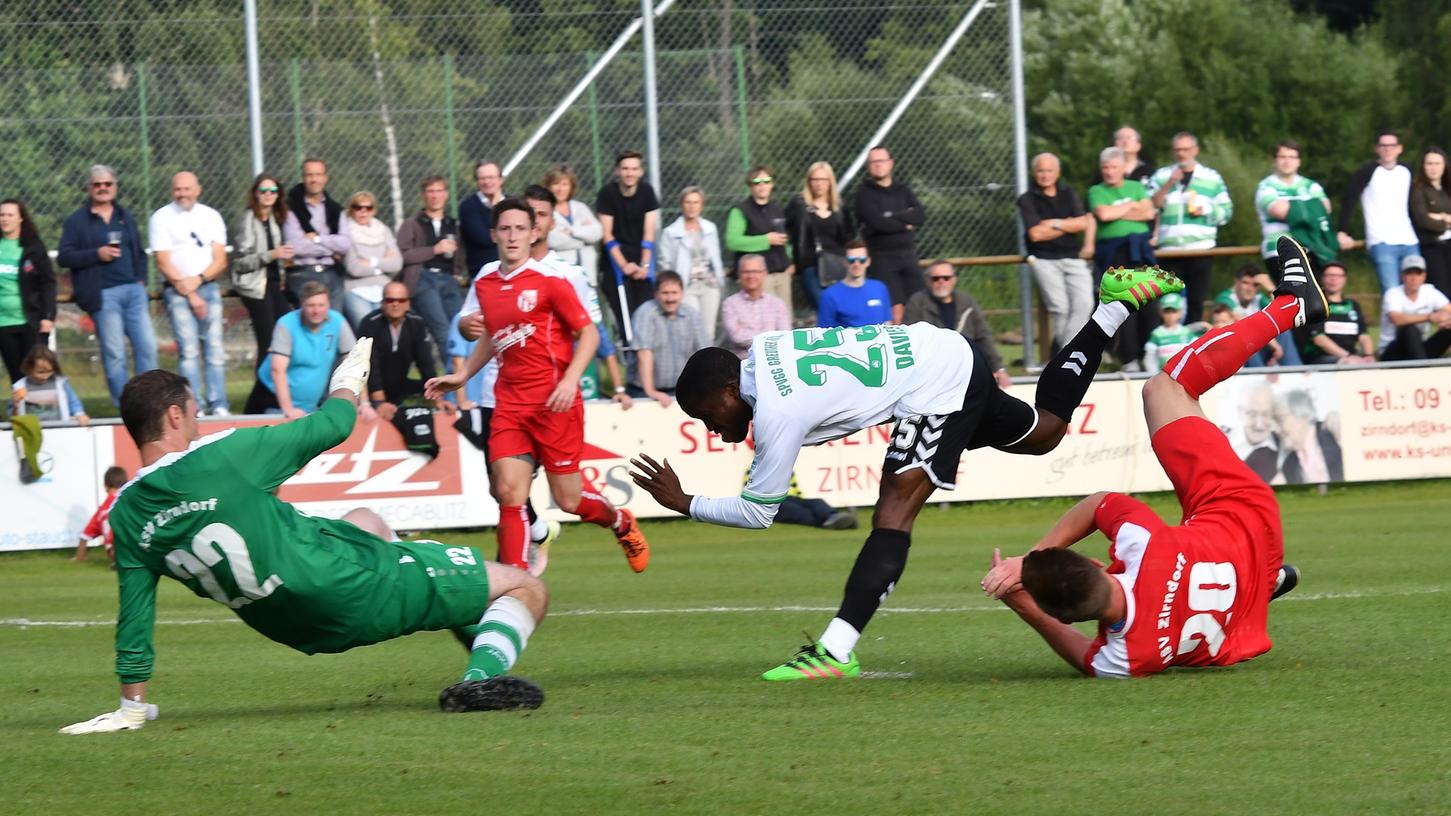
1026, 0, 1396, 198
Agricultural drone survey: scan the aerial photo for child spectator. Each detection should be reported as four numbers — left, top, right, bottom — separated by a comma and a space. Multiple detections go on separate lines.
76, 465, 128, 563
10, 346, 89, 425
1142, 292, 1208, 370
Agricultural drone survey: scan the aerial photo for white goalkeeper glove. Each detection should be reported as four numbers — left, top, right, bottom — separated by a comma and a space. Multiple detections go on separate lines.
59, 697, 158, 735
328, 336, 374, 400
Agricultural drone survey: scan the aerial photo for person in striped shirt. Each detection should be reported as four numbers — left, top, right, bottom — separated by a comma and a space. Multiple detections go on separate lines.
1148, 131, 1234, 323
1256, 139, 1333, 277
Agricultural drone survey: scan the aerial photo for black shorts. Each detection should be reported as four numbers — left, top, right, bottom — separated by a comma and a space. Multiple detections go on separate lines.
882, 339, 1038, 489
867, 248, 925, 306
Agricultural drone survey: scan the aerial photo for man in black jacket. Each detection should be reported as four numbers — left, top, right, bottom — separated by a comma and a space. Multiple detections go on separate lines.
55, 164, 158, 405
357, 281, 452, 423
853, 146, 926, 323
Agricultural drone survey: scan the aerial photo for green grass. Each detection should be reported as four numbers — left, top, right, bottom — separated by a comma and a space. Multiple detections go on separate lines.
4, 482, 1450, 815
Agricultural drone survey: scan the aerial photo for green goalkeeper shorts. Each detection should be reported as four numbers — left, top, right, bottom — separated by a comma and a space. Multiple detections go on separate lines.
377, 539, 495, 638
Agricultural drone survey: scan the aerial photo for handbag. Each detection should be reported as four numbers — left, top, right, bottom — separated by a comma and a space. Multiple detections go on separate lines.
797, 198, 848, 286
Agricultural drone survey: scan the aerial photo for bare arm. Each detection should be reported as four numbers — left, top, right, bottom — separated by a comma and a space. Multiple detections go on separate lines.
999, 584, 1094, 674
202, 242, 228, 282
270, 354, 299, 416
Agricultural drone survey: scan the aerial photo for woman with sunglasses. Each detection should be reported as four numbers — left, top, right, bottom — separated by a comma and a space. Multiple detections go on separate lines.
233, 173, 295, 366
341, 192, 402, 329
0, 198, 56, 386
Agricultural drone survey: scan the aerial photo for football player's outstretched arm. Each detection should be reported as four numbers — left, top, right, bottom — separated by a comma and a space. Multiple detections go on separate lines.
61, 568, 160, 734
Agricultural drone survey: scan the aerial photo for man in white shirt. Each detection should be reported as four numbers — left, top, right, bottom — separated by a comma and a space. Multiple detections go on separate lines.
1338, 130, 1419, 293
1379, 255, 1451, 360
631, 266, 1184, 681
149, 171, 230, 415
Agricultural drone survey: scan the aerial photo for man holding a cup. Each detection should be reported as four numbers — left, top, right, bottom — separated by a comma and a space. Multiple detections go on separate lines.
725, 165, 795, 311
1148, 131, 1234, 323
56, 164, 158, 404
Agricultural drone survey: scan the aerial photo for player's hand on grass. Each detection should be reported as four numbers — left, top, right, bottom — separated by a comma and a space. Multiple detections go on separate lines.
981, 547, 1024, 600
59, 697, 156, 735
329, 336, 373, 400
629, 454, 691, 515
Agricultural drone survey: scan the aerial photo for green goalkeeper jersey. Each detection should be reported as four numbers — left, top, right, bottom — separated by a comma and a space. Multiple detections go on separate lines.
108, 398, 417, 683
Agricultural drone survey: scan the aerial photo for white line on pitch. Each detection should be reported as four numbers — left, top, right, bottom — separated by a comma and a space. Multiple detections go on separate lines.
2, 585, 1445, 628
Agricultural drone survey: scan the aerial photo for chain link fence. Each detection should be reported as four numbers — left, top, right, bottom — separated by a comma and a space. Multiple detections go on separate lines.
0, 1, 1022, 404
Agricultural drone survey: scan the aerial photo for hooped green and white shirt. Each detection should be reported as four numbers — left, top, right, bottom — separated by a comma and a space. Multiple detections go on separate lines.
1255, 173, 1329, 258
1146, 163, 1233, 249
689, 322, 972, 528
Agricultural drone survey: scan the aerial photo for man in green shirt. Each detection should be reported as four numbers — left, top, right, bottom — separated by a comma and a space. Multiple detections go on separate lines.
60, 340, 547, 734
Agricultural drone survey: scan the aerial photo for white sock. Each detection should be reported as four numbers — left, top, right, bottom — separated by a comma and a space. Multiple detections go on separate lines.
465, 595, 538, 680
1090, 301, 1131, 336
529, 515, 549, 543
819, 617, 860, 663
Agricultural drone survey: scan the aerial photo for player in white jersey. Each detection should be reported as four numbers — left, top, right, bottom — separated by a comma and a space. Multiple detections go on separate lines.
631, 265, 1184, 680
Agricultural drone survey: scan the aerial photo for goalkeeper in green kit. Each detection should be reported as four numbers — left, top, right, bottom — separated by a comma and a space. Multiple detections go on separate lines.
60, 338, 547, 735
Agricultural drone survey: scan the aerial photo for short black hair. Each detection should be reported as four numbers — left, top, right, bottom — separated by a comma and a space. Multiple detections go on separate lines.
1274, 139, 1301, 156
493, 196, 536, 227
615, 149, 642, 165
655, 270, 684, 291
522, 184, 555, 206
1021, 548, 1113, 622
120, 369, 191, 448
1235, 263, 1260, 280
103, 465, 129, 490
675, 347, 742, 408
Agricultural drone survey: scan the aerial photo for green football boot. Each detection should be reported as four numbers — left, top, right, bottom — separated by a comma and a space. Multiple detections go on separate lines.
1100, 265, 1184, 310
761, 641, 861, 681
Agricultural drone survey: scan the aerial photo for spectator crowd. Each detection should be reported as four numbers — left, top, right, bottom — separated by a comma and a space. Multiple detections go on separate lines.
6, 130, 1451, 424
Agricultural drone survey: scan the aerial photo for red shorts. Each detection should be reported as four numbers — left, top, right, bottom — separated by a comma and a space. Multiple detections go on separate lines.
488, 402, 585, 474
1151, 415, 1284, 575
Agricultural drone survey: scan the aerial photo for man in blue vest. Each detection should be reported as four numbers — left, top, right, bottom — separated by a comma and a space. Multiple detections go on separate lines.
244, 280, 356, 415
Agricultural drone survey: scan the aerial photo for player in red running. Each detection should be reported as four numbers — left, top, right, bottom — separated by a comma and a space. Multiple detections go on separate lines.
426, 198, 649, 574
981, 235, 1315, 678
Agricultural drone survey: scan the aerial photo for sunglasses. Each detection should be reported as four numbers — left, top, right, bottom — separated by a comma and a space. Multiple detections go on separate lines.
383, 297, 410, 304
749, 177, 773, 185
257, 186, 279, 194
846, 256, 869, 264
189, 231, 204, 248
929, 275, 955, 282
91, 181, 115, 188
352, 204, 375, 212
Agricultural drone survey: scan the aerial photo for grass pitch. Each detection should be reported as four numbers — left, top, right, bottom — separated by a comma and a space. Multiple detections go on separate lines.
4, 482, 1450, 815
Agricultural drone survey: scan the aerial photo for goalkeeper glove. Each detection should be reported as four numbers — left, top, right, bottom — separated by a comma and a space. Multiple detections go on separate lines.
328, 336, 374, 400
59, 697, 157, 735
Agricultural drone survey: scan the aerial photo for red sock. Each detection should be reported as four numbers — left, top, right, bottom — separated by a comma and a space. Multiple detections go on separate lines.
496, 505, 530, 569
574, 479, 621, 531
1164, 295, 1301, 399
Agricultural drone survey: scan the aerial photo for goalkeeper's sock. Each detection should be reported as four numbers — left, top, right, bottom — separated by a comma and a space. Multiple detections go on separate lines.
462, 596, 536, 681
496, 505, 530, 570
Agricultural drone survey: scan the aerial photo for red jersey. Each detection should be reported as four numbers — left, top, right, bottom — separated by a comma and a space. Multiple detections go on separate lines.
83, 491, 119, 548
1083, 493, 1276, 678
463, 258, 592, 411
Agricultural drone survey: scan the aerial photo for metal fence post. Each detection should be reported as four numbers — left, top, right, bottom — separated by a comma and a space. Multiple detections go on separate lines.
586, 50, 604, 193
733, 44, 750, 172
137, 62, 153, 211
1010, 0, 1034, 368
289, 58, 305, 176
443, 53, 459, 209
641, 0, 662, 193
244, 0, 265, 176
